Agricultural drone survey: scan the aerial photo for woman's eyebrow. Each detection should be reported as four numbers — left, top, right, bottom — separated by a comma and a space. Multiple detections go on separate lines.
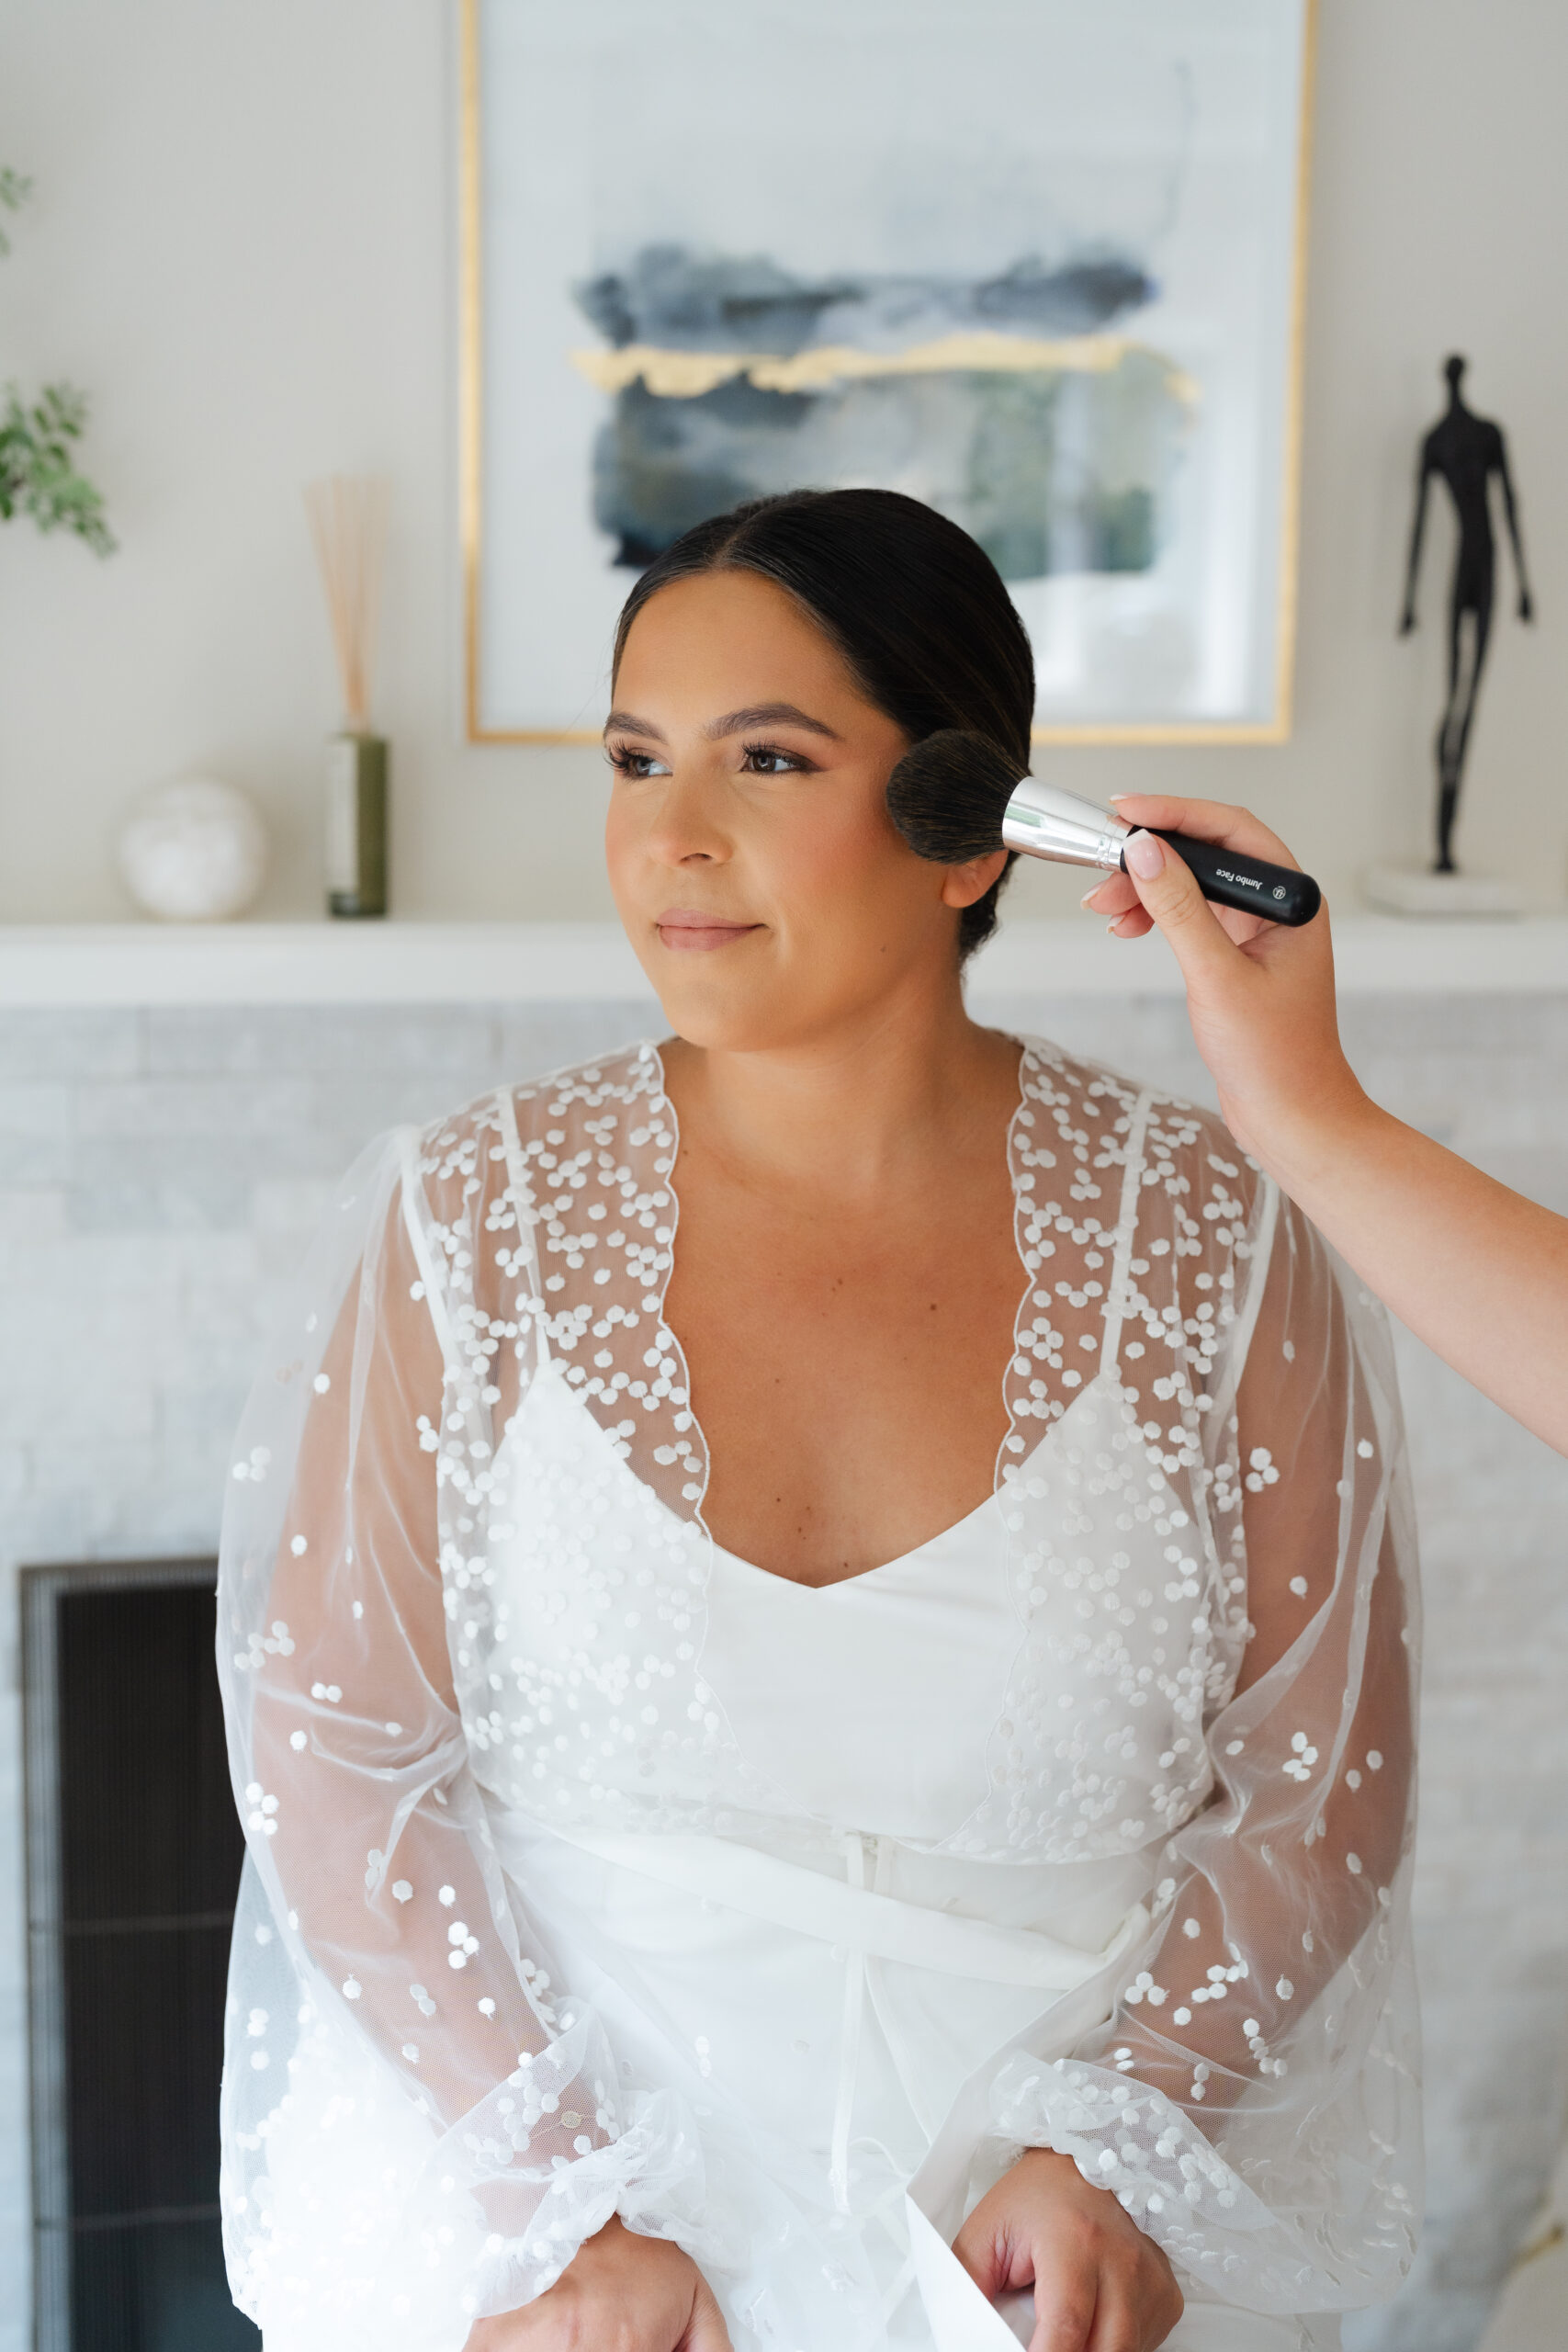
603, 702, 844, 744
604, 709, 667, 741
704, 703, 842, 741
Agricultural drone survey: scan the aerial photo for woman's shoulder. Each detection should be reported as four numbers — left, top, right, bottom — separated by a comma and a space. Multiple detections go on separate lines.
1015, 1038, 1283, 1416
414, 1037, 660, 1149
1018, 1033, 1250, 1160
1015, 1034, 1270, 1255
407, 1036, 671, 1216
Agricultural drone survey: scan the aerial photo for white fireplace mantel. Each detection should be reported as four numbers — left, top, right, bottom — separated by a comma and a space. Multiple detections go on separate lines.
1, 915, 1566, 1009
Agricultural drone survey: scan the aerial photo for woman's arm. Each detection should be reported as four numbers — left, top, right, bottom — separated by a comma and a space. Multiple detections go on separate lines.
1061, 1193, 1414, 2118
249, 1190, 547, 2129
962, 1180, 1421, 2330
219, 1126, 723, 2344
1085, 801, 1568, 1457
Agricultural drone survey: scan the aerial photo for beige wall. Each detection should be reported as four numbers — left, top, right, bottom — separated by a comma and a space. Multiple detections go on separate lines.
0, 0, 1563, 924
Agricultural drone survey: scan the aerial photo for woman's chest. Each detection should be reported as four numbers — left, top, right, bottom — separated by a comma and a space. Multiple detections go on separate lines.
660, 1175, 1032, 1587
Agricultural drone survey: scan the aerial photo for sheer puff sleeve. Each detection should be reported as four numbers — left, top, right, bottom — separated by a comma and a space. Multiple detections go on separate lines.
988, 1169, 1422, 2318
216, 1126, 717, 2349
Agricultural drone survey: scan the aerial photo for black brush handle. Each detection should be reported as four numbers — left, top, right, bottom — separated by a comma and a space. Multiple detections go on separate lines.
1122, 831, 1322, 927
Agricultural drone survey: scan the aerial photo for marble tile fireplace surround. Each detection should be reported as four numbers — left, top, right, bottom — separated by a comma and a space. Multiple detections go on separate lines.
2, 918, 1566, 2352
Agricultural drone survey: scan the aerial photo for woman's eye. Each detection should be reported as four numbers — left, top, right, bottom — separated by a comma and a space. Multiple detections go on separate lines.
607, 747, 670, 779
739, 742, 810, 775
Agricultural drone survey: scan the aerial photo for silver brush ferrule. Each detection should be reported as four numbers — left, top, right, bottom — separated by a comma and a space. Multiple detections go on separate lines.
999, 776, 1132, 873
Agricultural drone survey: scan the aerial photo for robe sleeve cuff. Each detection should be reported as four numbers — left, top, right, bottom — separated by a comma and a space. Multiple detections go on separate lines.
986, 2052, 1414, 2315
469, 2083, 741, 2312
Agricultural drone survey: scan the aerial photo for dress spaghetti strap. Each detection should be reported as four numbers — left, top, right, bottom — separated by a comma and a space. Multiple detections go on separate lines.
1100, 1088, 1153, 1381
494, 1084, 552, 1372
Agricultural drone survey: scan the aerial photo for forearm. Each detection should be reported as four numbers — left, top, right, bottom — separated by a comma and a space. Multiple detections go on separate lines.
1097, 804, 1568, 1456
250, 1666, 552, 2122
1258, 1092, 1568, 1455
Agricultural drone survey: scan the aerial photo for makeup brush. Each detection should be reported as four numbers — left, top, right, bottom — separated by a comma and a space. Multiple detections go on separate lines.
887, 729, 1321, 928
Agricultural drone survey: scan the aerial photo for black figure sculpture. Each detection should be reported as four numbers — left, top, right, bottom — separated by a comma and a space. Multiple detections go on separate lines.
1400, 355, 1533, 873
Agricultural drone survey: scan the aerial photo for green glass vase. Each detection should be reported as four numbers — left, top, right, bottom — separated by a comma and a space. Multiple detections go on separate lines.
325, 731, 389, 919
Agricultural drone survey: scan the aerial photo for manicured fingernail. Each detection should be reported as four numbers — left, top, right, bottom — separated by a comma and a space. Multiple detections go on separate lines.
1123, 830, 1164, 879
1080, 886, 1102, 907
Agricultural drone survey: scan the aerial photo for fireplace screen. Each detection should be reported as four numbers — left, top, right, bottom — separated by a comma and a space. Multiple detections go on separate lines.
22, 1559, 259, 2352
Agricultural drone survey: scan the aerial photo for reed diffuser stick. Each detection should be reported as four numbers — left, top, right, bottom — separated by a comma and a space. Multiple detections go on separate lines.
304, 474, 389, 729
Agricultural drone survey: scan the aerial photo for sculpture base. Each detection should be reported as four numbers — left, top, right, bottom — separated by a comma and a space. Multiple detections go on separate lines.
1362, 865, 1525, 918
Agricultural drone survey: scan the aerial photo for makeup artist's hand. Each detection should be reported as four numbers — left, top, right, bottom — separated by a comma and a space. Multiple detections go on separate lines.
1079, 796, 1363, 1170
1083, 793, 1568, 1458
466, 2215, 731, 2350
953, 2147, 1183, 2351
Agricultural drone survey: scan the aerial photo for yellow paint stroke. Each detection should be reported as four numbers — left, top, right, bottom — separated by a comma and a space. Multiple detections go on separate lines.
570, 331, 1199, 405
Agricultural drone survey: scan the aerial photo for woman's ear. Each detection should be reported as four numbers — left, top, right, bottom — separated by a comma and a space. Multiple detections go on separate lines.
939, 848, 1010, 910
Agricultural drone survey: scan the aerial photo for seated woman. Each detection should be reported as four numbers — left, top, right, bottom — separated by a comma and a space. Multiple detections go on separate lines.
217, 490, 1420, 2352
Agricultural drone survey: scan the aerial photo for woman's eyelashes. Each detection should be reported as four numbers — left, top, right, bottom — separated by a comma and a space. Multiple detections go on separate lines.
738, 739, 817, 775
605, 742, 671, 779
605, 739, 818, 780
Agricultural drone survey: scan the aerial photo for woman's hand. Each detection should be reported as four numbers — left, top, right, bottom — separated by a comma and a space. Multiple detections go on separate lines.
466, 2215, 732, 2351
1080, 797, 1369, 1183
953, 2148, 1183, 2352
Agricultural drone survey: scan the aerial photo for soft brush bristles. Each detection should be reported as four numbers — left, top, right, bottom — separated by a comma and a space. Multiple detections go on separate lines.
886, 729, 1024, 865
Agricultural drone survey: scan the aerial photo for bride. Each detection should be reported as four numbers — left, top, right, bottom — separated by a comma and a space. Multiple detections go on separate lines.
217, 490, 1420, 2352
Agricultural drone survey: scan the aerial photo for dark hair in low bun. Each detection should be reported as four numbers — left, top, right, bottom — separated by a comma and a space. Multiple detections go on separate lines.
611, 489, 1032, 958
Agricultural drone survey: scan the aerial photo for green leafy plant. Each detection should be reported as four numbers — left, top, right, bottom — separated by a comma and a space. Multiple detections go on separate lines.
1, 383, 114, 552
1, 164, 114, 555
0, 166, 33, 255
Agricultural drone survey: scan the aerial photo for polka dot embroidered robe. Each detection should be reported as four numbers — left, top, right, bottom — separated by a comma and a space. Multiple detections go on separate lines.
216, 1040, 1420, 2350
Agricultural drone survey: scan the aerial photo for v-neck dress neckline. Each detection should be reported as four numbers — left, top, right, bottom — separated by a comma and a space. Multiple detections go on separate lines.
703, 1480, 1004, 1594
505, 1035, 1146, 1592
645, 1035, 1034, 1583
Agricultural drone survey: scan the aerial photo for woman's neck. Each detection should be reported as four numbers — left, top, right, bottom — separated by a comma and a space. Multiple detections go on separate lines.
660, 988, 1021, 1207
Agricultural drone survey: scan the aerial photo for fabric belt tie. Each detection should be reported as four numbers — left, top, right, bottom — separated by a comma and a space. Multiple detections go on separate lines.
547, 1825, 1149, 2212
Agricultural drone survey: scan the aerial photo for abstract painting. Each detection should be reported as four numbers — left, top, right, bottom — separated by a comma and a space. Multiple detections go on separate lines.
462, 0, 1313, 741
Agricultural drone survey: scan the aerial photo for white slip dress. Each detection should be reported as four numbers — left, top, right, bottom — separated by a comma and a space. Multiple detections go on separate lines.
486, 1351, 1312, 2351
216, 1041, 1421, 2352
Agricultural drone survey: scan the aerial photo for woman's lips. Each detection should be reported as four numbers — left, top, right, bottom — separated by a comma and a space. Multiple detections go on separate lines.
655, 910, 762, 953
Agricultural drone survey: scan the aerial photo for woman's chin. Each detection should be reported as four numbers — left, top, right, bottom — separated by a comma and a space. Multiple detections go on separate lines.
641, 938, 958, 1055
649, 989, 795, 1055
635, 933, 781, 1050
644, 963, 836, 1055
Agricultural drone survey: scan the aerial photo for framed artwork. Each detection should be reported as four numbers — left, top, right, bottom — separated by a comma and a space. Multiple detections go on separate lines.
460, 0, 1314, 742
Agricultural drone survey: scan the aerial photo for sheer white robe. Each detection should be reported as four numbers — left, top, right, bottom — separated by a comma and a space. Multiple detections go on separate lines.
216, 1039, 1420, 2351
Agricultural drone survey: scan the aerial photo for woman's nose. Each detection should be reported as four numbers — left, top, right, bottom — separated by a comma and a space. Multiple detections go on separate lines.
644, 770, 732, 867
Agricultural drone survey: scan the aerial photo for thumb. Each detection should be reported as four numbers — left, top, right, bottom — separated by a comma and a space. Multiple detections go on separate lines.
1121, 831, 1250, 987
950, 2211, 1011, 2301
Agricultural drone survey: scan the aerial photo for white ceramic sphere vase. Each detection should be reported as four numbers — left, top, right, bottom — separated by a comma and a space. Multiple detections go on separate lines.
118, 778, 269, 922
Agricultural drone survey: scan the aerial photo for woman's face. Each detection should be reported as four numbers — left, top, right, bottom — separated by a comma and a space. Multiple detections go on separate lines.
604, 570, 1005, 1052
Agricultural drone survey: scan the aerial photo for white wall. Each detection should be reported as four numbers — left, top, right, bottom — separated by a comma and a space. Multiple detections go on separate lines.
1, 0, 1566, 924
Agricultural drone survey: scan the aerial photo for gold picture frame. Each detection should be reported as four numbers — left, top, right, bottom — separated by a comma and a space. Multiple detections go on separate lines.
459, 0, 1316, 747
